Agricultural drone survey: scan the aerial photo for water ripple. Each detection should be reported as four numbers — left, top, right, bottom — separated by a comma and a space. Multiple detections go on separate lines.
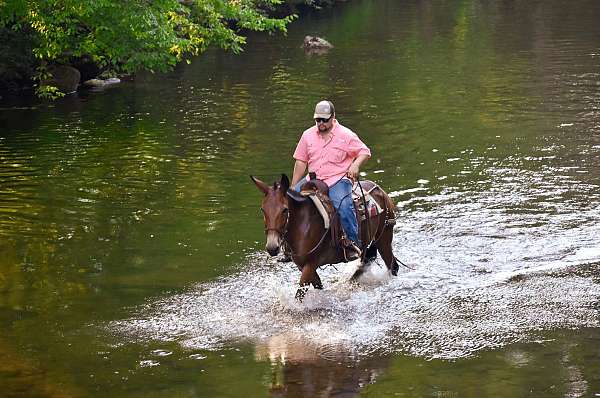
110, 154, 600, 360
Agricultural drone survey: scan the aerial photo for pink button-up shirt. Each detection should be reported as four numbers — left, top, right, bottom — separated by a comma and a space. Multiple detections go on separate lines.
293, 120, 371, 186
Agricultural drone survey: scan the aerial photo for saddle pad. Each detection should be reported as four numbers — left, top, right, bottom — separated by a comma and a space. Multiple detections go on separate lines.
301, 191, 330, 229
352, 183, 383, 217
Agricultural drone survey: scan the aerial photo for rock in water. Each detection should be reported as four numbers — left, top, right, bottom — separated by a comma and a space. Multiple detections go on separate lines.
302, 36, 334, 54
83, 77, 121, 88
83, 78, 106, 87
41, 65, 81, 94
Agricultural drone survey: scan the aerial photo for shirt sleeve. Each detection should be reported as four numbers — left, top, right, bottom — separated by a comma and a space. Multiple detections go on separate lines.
348, 133, 371, 158
293, 131, 309, 162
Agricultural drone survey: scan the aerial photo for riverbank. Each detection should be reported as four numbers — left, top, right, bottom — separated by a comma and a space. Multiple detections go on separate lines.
0, 0, 348, 99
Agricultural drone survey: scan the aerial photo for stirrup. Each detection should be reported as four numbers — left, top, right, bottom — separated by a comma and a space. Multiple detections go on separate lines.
341, 238, 361, 262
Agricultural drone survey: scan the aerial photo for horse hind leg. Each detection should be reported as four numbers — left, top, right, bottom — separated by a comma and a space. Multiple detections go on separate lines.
376, 226, 399, 276
349, 245, 376, 282
350, 243, 383, 281
350, 213, 380, 282
350, 262, 367, 282
351, 228, 399, 281
363, 243, 378, 264
349, 216, 382, 282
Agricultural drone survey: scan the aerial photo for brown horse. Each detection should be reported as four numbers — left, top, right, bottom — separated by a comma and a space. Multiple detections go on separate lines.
251, 174, 401, 299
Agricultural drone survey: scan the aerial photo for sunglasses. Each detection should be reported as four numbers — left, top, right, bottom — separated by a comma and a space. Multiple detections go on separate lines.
315, 117, 331, 124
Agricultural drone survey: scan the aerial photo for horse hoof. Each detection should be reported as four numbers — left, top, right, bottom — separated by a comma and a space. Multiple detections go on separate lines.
350, 266, 366, 281
295, 286, 309, 302
390, 264, 399, 276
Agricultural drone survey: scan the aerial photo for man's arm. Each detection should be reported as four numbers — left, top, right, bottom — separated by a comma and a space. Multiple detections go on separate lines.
291, 159, 307, 187
347, 154, 370, 180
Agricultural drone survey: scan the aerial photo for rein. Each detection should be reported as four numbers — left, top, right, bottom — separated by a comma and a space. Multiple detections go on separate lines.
285, 227, 330, 259
277, 202, 330, 259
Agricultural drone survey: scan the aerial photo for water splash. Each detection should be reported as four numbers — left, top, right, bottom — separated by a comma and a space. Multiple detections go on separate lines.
111, 164, 600, 360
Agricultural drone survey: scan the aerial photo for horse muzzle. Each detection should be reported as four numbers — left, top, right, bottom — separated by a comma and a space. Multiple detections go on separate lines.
265, 231, 281, 256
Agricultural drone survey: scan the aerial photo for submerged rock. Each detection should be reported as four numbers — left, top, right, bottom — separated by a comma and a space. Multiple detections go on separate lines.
83, 78, 105, 87
83, 77, 121, 88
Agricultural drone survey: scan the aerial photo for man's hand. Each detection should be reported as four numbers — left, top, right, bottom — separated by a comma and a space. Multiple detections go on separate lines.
347, 162, 360, 181
346, 154, 370, 181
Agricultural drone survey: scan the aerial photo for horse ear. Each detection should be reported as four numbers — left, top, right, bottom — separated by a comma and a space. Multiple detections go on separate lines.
250, 175, 270, 196
280, 174, 290, 192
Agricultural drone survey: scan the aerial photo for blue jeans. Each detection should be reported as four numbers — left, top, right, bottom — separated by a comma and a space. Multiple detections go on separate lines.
294, 177, 359, 244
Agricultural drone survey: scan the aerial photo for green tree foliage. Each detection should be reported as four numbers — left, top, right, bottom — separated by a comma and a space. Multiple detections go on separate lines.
0, 0, 295, 95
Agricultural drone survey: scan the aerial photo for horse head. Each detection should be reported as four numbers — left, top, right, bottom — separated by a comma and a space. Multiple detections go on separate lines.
251, 174, 291, 256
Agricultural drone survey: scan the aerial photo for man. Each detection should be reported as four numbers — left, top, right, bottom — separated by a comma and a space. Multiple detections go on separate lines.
291, 100, 371, 259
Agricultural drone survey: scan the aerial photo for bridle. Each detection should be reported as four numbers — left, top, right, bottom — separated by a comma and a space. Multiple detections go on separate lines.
263, 200, 329, 259
263, 207, 289, 237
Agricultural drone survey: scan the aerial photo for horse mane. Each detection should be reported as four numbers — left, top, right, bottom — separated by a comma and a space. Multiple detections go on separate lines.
286, 189, 309, 202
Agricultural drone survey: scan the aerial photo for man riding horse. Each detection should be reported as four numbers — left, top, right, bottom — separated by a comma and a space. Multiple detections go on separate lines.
251, 101, 401, 297
290, 100, 370, 260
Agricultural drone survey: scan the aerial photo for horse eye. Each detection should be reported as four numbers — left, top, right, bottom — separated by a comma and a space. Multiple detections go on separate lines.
282, 207, 289, 213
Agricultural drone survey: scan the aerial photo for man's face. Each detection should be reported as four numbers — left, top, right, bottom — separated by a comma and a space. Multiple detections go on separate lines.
315, 116, 333, 133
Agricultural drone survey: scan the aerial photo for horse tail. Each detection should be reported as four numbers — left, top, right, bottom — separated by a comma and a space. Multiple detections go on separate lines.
394, 255, 413, 270
379, 187, 413, 271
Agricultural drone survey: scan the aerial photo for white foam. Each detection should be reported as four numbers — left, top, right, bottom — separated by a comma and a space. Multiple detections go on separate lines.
111, 164, 600, 360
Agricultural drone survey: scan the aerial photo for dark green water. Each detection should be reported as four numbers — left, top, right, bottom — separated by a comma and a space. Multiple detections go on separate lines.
1, 0, 599, 396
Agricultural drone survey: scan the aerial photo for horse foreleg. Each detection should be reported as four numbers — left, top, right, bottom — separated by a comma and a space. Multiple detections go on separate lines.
312, 272, 323, 290
295, 265, 322, 301
377, 226, 399, 276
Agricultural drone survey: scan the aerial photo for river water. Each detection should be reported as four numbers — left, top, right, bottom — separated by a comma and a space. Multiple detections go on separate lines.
1, 0, 599, 396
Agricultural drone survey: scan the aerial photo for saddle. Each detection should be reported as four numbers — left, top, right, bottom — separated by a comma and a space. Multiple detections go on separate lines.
295, 177, 386, 261
297, 179, 384, 225
297, 179, 338, 239
288, 178, 360, 260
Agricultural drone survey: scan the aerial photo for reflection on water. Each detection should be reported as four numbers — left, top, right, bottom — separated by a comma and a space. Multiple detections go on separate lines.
255, 336, 388, 397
